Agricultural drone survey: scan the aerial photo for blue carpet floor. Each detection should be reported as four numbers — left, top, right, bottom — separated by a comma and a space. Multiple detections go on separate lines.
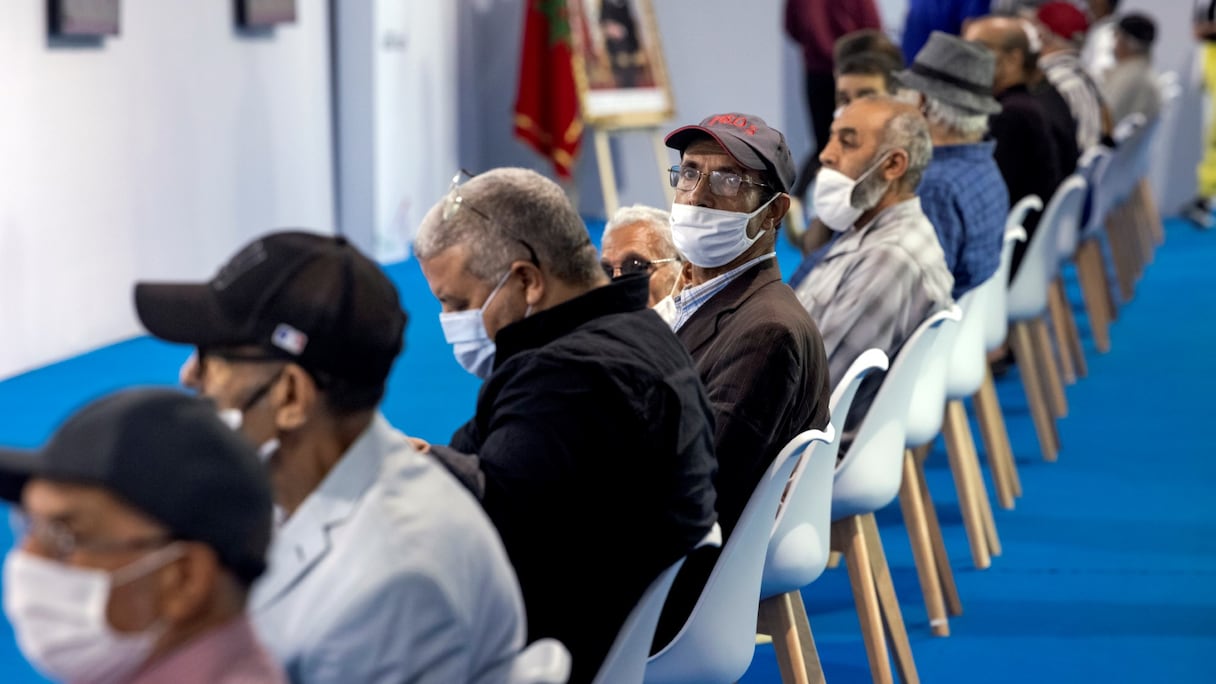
0, 217, 1212, 682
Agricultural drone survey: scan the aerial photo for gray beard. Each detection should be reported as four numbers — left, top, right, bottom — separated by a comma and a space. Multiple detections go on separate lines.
850, 164, 889, 212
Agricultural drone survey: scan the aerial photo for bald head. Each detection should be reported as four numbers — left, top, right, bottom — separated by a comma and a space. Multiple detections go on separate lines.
964, 16, 1031, 93
822, 96, 932, 213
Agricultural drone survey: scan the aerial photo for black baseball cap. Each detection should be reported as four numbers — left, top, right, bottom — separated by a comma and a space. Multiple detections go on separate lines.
134, 230, 407, 388
0, 388, 273, 584
665, 113, 796, 193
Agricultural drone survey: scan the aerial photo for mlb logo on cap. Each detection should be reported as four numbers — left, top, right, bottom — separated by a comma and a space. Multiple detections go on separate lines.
272, 323, 309, 356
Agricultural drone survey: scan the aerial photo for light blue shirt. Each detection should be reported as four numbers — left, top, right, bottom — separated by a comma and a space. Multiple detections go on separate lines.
250, 415, 526, 684
672, 253, 776, 331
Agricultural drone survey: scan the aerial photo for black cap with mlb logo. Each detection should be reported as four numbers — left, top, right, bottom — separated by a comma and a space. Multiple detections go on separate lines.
134, 230, 407, 389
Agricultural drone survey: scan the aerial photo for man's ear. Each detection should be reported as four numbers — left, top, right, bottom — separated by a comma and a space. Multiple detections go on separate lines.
157, 543, 219, 625
513, 260, 547, 309
766, 193, 791, 229
884, 149, 910, 182
273, 364, 317, 432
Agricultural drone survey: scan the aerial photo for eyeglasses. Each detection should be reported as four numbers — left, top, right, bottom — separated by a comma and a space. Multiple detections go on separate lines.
668, 165, 771, 198
444, 170, 541, 267
600, 256, 679, 279
10, 510, 171, 562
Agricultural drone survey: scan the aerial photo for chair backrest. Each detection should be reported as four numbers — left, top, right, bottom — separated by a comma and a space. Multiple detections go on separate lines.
644, 429, 833, 684
507, 639, 572, 684
1008, 175, 1086, 322
760, 351, 886, 600
830, 307, 961, 521
982, 201, 1035, 353
592, 525, 721, 684
1055, 170, 1092, 262
905, 304, 966, 448
1077, 146, 1114, 241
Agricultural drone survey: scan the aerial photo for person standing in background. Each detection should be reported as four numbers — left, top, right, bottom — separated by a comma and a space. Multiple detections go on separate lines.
1190, 0, 1216, 230
785, 0, 883, 198
1102, 13, 1161, 125
1081, 0, 1122, 82
901, 0, 993, 65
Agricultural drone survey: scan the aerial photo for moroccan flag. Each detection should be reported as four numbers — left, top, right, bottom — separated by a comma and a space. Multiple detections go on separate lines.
513, 0, 583, 180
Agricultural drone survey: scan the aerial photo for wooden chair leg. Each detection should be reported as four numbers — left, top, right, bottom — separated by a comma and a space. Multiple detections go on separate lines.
758, 592, 826, 684
832, 516, 894, 684
1075, 241, 1112, 353
911, 450, 963, 617
1139, 179, 1165, 246
1031, 317, 1068, 420
826, 551, 842, 569
1046, 278, 1077, 385
973, 371, 1022, 503
1009, 321, 1058, 461
965, 435, 1002, 558
899, 451, 951, 636
1055, 277, 1088, 379
942, 403, 991, 569
860, 514, 920, 684
1106, 212, 1136, 302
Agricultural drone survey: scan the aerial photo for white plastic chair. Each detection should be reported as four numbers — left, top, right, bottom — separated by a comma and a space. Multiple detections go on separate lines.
1075, 147, 1117, 353
644, 428, 833, 684
828, 307, 960, 684
507, 639, 572, 684
755, 351, 884, 684
983, 196, 1041, 357
1008, 175, 1087, 462
591, 525, 722, 684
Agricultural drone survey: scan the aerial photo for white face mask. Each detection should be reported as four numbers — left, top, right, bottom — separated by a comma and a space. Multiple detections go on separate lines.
669, 194, 778, 268
217, 408, 281, 464
652, 295, 678, 328
811, 153, 890, 232
3, 545, 184, 684
439, 271, 512, 380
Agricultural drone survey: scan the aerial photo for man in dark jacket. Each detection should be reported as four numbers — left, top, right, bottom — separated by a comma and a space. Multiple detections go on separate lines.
413, 167, 718, 684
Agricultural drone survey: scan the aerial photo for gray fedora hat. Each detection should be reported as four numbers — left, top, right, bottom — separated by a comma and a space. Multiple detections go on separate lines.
893, 31, 1002, 115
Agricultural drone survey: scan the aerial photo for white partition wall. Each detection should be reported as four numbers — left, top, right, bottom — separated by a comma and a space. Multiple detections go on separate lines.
0, 0, 334, 380
333, 0, 460, 261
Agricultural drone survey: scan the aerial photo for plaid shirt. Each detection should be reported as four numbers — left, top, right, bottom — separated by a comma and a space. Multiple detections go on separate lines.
671, 253, 776, 331
1041, 50, 1107, 151
794, 197, 954, 393
918, 141, 1010, 298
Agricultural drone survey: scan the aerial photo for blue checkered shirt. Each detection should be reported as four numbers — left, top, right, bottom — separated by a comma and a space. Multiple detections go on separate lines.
671, 253, 776, 331
918, 141, 1010, 298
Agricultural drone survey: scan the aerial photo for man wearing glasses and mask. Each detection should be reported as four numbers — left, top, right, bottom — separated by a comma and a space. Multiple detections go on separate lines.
413, 167, 717, 683
600, 203, 684, 316
0, 388, 286, 683
133, 231, 526, 684
652, 113, 831, 646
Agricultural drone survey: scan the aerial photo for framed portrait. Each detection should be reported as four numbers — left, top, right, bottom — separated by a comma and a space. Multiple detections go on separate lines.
567, 0, 674, 129
48, 0, 120, 37
235, 0, 297, 28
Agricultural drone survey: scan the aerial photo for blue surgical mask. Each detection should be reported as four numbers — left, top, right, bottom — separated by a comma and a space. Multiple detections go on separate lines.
439, 271, 512, 379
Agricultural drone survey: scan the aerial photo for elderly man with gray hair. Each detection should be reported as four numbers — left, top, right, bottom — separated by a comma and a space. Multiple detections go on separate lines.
796, 96, 953, 437
895, 30, 1011, 297
600, 204, 683, 309
413, 167, 717, 683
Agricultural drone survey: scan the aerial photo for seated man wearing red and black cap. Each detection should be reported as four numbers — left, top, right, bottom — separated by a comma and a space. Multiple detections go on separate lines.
655, 113, 831, 644
134, 232, 526, 684
0, 388, 286, 684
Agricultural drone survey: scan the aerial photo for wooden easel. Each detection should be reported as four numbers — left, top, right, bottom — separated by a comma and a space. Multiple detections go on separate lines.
590, 124, 675, 217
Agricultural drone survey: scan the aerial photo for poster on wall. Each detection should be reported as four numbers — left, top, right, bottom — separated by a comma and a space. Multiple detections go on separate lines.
567, 0, 674, 129
48, 0, 120, 37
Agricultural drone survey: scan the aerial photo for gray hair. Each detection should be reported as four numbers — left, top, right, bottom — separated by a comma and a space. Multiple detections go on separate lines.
603, 204, 679, 260
923, 95, 990, 141
414, 167, 600, 286
876, 103, 933, 192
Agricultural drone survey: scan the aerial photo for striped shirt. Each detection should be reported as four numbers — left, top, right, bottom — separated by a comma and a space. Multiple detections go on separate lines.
671, 252, 776, 331
1040, 50, 1107, 151
794, 197, 953, 397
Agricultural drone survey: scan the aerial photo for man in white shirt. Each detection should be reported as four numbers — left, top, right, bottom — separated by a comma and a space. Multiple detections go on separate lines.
134, 231, 526, 684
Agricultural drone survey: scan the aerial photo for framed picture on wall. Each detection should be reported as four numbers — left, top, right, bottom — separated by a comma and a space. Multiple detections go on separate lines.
567, 0, 674, 129
235, 0, 296, 28
48, 0, 120, 37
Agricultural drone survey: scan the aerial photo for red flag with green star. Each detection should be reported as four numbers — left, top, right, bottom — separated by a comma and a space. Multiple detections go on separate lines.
513, 0, 582, 179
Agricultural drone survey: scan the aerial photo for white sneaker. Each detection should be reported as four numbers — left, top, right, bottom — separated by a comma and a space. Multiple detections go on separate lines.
1183, 197, 1215, 230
